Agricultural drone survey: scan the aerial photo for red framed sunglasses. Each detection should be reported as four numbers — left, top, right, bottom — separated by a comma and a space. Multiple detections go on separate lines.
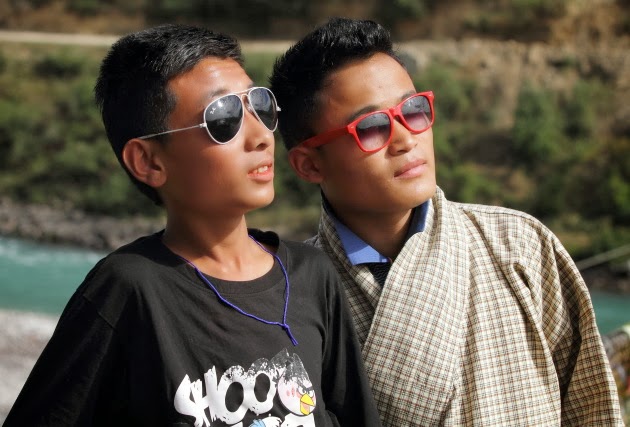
301, 91, 434, 153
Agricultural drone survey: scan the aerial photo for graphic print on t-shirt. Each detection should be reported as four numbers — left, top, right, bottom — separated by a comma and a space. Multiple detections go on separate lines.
174, 349, 317, 427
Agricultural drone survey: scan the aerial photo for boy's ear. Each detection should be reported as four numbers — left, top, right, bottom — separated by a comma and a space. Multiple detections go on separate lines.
288, 146, 324, 184
121, 138, 167, 188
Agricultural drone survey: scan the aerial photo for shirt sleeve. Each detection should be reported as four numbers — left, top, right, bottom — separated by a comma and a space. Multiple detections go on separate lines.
320, 265, 383, 427
538, 232, 624, 426
3, 292, 126, 426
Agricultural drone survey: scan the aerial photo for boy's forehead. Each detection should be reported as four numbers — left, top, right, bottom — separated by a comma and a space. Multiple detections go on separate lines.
319, 54, 413, 109
168, 57, 250, 100
166, 57, 251, 122
306, 53, 415, 135
326, 54, 407, 88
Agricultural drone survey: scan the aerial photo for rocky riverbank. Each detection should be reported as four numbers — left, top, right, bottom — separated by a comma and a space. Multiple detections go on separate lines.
0, 309, 57, 423
0, 197, 164, 251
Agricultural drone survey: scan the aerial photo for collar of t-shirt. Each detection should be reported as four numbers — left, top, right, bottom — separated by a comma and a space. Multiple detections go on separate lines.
324, 199, 430, 266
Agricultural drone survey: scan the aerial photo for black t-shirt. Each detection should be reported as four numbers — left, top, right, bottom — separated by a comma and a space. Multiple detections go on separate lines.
5, 230, 380, 426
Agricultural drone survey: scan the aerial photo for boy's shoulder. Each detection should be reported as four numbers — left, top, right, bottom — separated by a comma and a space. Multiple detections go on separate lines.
248, 228, 334, 270
249, 228, 325, 254
442, 196, 564, 258
303, 234, 320, 248
453, 200, 539, 222
72, 231, 184, 326
445, 195, 551, 238
284, 238, 329, 258
79, 231, 174, 299
96, 232, 166, 271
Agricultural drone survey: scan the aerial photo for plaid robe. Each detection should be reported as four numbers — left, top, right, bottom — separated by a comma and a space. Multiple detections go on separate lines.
308, 187, 623, 426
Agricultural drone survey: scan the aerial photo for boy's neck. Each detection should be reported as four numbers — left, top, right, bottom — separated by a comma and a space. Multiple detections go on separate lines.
162, 214, 274, 281
334, 208, 414, 260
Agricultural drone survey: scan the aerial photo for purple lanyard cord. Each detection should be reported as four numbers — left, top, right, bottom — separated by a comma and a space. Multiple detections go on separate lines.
178, 235, 298, 346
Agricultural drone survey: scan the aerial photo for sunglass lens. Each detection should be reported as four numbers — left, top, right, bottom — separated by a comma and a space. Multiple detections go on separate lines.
249, 88, 278, 131
205, 94, 243, 143
356, 112, 391, 151
402, 95, 432, 131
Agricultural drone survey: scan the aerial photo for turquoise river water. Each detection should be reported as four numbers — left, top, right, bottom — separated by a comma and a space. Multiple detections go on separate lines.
0, 235, 628, 333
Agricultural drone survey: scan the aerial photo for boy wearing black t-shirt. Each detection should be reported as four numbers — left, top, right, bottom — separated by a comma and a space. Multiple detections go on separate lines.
4, 24, 380, 427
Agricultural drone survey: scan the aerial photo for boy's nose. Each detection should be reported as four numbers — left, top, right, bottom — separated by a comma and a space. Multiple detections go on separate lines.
243, 103, 273, 150
388, 118, 417, 153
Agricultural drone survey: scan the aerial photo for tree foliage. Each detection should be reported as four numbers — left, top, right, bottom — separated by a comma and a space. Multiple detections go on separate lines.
0, 26, 628, 255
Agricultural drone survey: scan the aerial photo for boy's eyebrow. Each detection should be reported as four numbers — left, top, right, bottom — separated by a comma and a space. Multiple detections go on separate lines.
345, 90, 417, 123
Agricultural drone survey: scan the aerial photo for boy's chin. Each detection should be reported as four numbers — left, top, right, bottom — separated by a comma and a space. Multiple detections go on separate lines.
246, 194, 276, 212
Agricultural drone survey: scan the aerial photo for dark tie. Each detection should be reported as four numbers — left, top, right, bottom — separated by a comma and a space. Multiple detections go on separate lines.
366, 262, 391, 287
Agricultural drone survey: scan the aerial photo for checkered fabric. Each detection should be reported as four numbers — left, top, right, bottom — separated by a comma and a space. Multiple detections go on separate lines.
308, 187, 623, 426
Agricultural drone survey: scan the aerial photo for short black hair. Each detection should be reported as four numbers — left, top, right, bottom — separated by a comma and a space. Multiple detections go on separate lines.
269, 17, 402, 151
94, 24, 242, 204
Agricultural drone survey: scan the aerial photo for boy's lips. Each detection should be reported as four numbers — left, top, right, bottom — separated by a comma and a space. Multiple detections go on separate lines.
394, 159, 427, 178
251, 164, 271, 174
248, 160, 274, 180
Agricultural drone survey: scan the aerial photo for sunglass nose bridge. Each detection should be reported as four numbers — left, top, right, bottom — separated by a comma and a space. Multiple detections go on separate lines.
392, 110, 406, 124
238, 91, 254, 114
244, 101, 255, 115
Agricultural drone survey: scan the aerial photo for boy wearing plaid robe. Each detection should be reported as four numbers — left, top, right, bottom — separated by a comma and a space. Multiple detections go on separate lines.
270, 17, 623, 426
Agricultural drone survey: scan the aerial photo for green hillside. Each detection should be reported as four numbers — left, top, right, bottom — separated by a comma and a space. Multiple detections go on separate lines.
0, 0, 629, 258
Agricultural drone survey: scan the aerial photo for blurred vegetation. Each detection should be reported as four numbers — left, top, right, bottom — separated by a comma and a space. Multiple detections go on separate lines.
0, 41, 628, 257
411, 60, 630, 259
463, 0, 568, 41
0, 0, 629, 257
1, 0, 588, 41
